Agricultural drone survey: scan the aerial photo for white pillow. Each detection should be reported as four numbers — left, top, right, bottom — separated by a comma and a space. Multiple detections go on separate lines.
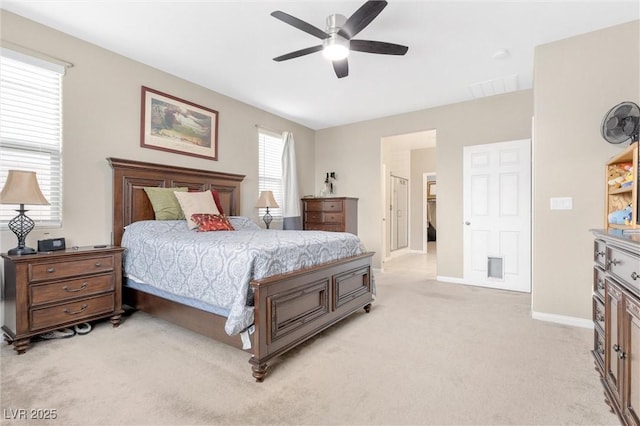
173, 191, 220, 229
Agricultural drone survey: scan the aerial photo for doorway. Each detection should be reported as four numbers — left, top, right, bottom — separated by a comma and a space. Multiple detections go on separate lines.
380, 130, 437, 265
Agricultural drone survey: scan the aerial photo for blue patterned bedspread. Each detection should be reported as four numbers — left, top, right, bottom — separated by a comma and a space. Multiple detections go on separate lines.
121, 218, 366, 335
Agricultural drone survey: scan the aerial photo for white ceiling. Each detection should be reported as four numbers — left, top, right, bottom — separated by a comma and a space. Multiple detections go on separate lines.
2, 1, 638, 130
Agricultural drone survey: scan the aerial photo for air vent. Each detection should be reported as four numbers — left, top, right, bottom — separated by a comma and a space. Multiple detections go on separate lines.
469, 74, 519, 99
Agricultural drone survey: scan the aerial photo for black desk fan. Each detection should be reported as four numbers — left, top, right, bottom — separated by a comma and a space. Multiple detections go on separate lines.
601, 101, 640, 144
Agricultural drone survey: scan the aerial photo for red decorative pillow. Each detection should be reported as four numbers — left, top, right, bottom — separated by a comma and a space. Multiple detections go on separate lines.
191, 213, 235, 232
211, 189, 224, 215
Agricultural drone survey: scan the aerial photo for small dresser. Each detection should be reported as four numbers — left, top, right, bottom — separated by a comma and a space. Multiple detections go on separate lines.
2, 246, 124, 354
302, 197, 358, 234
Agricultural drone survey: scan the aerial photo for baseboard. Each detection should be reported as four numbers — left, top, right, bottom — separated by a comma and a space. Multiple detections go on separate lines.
436, 275, 467, 284
531, 311, 593, 329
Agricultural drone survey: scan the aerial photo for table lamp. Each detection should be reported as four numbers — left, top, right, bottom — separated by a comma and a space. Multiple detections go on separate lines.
255, 191, 279, 229
0, 170, 50, 255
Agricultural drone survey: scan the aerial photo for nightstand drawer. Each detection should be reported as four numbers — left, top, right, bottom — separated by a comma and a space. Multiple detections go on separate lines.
31, 274, 115, 306
30, 294, 115, 331
29, 255, 114, 282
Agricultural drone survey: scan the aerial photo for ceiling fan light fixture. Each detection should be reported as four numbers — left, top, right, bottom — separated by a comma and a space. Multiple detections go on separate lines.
322, 36, 350, 61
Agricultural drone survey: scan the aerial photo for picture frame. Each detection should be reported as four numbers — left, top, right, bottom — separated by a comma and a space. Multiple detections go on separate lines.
140, 86, 218, 160
427, 181, 437, 199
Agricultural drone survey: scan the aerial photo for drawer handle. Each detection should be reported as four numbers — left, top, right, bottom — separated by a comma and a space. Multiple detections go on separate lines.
613, 343, 621, 352
47, 267, 55, 273
63, 283, 88, 293
619, 351, 627, 360
595, 250, 605, 257
95, 262, 102, 267
597, 278, 605, 290
607, 259, 620, 267
63, 304, 88, 315
632, 272, 639, 281
596, 314, 604, 322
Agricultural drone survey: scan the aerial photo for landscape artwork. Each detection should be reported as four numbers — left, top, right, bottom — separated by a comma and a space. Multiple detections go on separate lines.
140, 86, 218, 160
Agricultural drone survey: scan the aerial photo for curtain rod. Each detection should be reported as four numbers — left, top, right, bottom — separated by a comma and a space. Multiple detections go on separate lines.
1, 40, 74, 69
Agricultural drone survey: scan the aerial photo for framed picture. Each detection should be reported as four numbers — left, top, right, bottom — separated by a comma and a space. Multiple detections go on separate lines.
140, 86, 218, 160
427, 181, 437, 199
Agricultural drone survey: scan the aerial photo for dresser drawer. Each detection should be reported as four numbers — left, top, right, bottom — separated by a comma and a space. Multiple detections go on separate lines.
305, 224, 344, 232
323, 212, 343, 223
594, 239, 607, 268
593, 327, 605, 372
30, 294, 115, 331
305, 211, 323, 222
593, 296, 605, 330
304, 200, 324, 212
29, 255, 114, 283
322, 201, 342, 212
31, 274, 114, 306
607, 246, 640, 292
593, 266, 606, 300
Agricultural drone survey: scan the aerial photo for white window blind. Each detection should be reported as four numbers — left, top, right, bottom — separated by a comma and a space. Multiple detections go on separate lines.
0, 49, 63, 227
258, 128, 284, 219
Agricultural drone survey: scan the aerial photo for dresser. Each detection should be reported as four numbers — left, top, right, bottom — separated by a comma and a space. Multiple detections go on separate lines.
591, 229, 640, 426
2, 246, 124, 354
302, 197, 358, 234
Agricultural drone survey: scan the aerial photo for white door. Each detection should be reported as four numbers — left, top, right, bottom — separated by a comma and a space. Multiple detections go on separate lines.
391, 176, 408, 250
463, 139, 531, 292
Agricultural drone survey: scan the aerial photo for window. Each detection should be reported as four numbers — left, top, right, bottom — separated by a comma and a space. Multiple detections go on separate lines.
258, 128, 284, 219
0, 49, 63, 227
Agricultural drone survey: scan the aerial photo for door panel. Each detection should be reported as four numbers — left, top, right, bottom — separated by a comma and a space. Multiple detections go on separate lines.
463, 139, 531, 292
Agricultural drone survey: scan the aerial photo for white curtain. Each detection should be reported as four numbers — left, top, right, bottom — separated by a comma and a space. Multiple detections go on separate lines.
281, 131, 302, 230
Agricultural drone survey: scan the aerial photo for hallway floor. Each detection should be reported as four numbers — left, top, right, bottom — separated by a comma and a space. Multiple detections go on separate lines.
382, 241, 437, 279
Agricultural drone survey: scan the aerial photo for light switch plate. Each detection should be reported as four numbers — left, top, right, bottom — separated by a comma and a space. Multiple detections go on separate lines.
550, 197, 573, 210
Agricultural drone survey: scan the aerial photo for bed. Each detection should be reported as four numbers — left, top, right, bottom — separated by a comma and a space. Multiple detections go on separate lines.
109, 157, 374, 381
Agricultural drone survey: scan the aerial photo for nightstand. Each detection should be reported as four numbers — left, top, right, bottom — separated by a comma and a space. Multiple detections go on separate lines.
2, 246, 124, 354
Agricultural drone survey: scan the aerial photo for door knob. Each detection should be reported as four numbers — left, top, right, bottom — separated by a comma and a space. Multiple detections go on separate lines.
465, 221, 471, 226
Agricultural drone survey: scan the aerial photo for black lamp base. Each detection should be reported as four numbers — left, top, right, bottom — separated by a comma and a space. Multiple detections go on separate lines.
7, 246, 37, 256
262, 207, 273, 229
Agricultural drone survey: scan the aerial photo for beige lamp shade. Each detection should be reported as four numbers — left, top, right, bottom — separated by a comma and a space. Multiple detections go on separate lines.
255, 191, 279, 208
0, 170, 50, 205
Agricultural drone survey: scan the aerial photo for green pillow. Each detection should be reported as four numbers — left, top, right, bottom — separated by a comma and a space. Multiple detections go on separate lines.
143, 187, 188, 220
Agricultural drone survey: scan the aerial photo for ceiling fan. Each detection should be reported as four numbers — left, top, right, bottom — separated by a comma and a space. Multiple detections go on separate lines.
271, 0, 409, 78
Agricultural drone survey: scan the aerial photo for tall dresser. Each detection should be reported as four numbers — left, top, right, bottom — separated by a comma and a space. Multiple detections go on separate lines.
591, 229, 640, 426
302, 197, 358, 235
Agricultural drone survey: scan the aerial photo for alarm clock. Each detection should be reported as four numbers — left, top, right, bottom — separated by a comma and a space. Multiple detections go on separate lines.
37, 237, 66, 252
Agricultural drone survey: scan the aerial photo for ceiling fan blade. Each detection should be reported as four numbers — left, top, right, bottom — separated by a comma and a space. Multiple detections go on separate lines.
350, 39, 408, 55
271, 11, 329, 40
273, 45, 323, 62
338, 0, 388, 39
333, 59, 349, 78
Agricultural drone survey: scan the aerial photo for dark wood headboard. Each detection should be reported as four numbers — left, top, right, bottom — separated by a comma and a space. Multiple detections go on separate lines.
108, 157, 245, 246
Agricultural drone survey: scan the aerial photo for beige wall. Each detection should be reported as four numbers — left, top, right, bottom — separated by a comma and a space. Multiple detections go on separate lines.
532, 20, 640, 320
315, 90, 533, 271
0, 10, 316, 252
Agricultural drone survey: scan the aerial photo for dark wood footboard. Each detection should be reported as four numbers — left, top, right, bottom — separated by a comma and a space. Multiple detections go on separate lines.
249, 252, 374, 381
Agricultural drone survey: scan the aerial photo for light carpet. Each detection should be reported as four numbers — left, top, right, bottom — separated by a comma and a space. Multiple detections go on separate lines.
1, 259, 616, 425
